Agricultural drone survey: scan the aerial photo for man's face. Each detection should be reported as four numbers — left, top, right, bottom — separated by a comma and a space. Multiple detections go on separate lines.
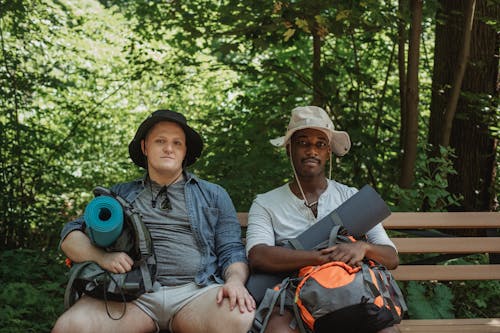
141, 121, 187, 176
289, 128, 331, 178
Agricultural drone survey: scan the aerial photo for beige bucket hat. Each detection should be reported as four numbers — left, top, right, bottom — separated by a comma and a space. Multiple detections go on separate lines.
270, 106, 351, 156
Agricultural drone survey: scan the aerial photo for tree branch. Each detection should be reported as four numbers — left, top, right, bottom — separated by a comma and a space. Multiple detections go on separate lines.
440, 0, 476, 147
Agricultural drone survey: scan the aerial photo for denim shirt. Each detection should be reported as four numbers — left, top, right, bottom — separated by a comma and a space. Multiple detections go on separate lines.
60, 172, 247, 286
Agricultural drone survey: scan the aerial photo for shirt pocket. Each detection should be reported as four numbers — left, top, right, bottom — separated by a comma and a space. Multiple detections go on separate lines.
202, 206, 220, 235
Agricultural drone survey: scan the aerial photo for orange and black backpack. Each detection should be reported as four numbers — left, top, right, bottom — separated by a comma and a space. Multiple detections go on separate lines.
251, 226, 407, 333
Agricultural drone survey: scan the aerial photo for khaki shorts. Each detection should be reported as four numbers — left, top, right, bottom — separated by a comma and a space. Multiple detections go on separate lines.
133, 282, 220, 332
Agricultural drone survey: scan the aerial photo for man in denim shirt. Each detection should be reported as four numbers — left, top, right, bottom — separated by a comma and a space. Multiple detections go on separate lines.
53, 110, 255, 333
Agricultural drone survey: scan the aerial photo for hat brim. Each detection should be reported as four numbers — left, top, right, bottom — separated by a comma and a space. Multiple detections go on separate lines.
270, 126, 351, 157
129, 113, 203, 169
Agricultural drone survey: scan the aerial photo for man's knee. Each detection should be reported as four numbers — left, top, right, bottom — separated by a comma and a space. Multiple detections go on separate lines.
51, 314, 68, 333
52, 309, 90, 333
226, 309, 254, 332
52, 298, 156, 333
173, 292, 254, 333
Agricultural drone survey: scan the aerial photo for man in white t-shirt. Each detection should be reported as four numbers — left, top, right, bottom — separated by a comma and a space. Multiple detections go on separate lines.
246, 106, 399, 333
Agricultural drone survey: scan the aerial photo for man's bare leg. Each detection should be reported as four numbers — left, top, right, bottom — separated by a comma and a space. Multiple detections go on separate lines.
171, 286, 254, 333
52, 296, 156, 333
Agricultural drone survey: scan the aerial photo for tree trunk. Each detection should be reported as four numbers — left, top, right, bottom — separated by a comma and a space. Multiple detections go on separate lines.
440, 0, 476, 147
399, 0, 423, 189
428, 0, 498, 211
398, 0, 408, 150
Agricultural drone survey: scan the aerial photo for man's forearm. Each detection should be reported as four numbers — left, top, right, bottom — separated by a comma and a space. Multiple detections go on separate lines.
248, 244, 325, 273
61, 230, 107, 263
365, 243, 399, 269
224, 262, 249, 284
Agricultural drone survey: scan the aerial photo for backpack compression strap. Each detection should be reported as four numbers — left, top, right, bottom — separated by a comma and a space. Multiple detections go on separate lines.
115, 194, 155, 293
94, 186, 156, 294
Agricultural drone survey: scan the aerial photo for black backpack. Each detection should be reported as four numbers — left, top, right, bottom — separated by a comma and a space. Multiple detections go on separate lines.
64, 187, 156, 319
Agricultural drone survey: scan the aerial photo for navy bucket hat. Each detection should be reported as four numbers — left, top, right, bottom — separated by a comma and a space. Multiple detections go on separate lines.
128, 109, 203, 168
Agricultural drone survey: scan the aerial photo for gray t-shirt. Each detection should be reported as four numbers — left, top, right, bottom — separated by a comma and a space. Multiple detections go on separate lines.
135, 178, 202, 286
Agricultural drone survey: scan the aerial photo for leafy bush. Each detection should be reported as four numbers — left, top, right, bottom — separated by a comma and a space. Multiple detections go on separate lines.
452, 279, 500, 318
401, 278, 500, 319
0, 249, 67, 332
403, 281, 455, 319
446, 255, 500, 318
398, 254, 499, 319
390, 145, 462, 212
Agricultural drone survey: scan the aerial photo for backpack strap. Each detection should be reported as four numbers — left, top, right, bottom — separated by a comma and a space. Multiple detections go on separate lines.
327, 225, 342, 247
103, 187, 156, 293
122, 204, 155, 293
327, 210, 344, 229
251, 277, 291, 333
251, 287, 280, 333
288, 237, 304, 250
374, 265, 408, 314
360, 263, 405, 321
291, 301, 310, 333
64, 261, 97, 309
102, 271, 127, 320
388, 272, 408, 313
119, 198, 152, 257
295, 224, 345, 251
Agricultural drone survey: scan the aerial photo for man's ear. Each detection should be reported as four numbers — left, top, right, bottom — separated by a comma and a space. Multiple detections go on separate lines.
141, 140, 147, 157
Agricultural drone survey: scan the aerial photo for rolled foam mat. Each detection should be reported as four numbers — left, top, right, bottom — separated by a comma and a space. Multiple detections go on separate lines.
84, 196, 124, 247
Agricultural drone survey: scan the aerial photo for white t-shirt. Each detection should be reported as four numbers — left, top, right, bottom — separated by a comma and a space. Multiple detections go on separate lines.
245, 179, 395, 255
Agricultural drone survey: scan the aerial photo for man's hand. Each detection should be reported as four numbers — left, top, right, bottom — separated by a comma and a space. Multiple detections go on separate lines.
320, 241, 368, 267
98, 251, 134, 274
216, 279, 256, 313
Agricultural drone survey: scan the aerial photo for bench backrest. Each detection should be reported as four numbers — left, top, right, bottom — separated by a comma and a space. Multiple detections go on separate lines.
238, 212, 500, 281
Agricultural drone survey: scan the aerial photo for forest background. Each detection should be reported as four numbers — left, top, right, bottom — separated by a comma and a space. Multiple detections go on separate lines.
1, 0, 499, 331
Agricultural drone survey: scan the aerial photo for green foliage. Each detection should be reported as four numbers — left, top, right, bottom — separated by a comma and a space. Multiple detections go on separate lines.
390, 145, 463, 211
0, 249, 67, 332
401, 276, 500, 320
444, 255, 500, 318
0, 0, 498, 326
398, 254, 500, 319
452, 279, 500, 318
404, 281, 455, 319
0, 0, 184, 250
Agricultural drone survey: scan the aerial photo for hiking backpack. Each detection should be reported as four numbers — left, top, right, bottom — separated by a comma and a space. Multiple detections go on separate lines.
252, 225, 407, 333
64, 187, 157, 319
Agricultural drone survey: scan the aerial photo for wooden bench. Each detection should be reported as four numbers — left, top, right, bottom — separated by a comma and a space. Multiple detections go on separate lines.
238, 211, 500, 333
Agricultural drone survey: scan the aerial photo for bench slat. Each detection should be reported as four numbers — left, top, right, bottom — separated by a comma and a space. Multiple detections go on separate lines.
392, 237, 500, 253
383, 212, 500, 229
397, 318, 500, 332
391, 264, 500, 281
239, 212, 500, 229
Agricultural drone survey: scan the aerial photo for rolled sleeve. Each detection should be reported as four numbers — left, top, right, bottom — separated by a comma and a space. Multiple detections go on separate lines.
214, 186, 247, 276
366, 223, 397, 251
58, 216, 85, 249
245, 199, 276, 255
